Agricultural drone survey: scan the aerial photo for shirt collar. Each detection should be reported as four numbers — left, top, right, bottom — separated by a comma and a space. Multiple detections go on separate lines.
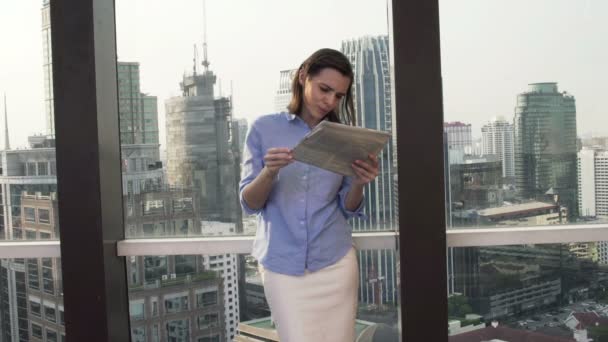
282, 112, 298, 121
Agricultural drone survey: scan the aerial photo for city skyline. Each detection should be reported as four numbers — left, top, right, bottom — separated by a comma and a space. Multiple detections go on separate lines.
2, 1, 608, 149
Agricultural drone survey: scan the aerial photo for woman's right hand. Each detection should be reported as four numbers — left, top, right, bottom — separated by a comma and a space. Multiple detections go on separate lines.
263, 147, 294, 177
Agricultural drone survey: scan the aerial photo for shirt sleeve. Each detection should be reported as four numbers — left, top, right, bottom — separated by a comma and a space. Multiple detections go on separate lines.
239, 123, 264, 215
337, 176, 368, 219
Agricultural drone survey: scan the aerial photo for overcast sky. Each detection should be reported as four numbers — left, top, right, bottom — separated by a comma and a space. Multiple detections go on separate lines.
1, 0, 606, 148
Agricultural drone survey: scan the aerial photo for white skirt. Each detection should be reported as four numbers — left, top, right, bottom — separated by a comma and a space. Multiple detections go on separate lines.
260, 247, 359, 342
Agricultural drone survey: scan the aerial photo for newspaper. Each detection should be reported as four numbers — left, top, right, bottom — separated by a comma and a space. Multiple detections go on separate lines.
292, 121, 391, 177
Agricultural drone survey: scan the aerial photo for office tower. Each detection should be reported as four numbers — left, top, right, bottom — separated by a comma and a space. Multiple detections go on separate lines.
449, 156, 504, 211
274, 69, 296, 113
514, 83, 578, 218
125, 189, 228, 342
342, 36, 398, 308
117, 62, 160, 152
445, 122, 473, 154
164, 56, 241, 226
41, 0, 54, 136
482, 117, 515, 179
578, 148, 608, 218
578, 148, 608, 265
0, 138, 59, 342
342, 35, 395, 231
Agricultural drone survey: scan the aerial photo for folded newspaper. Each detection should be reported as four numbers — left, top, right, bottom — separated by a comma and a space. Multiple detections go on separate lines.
292, 121, 391, 177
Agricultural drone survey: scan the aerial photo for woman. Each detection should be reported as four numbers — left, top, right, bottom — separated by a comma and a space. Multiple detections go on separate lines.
239, 48, 379, 342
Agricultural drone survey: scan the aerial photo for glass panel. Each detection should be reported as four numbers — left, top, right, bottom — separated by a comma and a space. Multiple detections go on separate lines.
117, 1, 400, 340
0, 3, 61, 231
448, 243, 608, 341
0, 1, 65, 341
127, 251, 400, 342
1, 258, 65, 342
440, 1, 608, 230
115, 0, 398, 237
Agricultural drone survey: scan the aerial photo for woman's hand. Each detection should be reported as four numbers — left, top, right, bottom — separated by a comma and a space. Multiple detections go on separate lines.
351, 154, 379, 185
263, 147, 294, 177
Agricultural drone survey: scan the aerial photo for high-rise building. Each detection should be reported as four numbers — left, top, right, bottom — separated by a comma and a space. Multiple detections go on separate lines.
445, 122, 473, 154
342, 36, 398, 309
117, 62, 160, 149
342, 36, 395, 231
482, 117, 515, 179
165, 62, 241, 226
274, 69, 296, 113
578, 148, 608, 218
514, 83, 578, 218
0, 139, 59, 342
41, 0, 54, 137
578, 148, 608, 265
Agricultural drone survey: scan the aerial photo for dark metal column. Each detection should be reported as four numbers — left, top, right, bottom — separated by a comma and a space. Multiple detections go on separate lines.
51, 0, 130, 340
392, 0, 448, 340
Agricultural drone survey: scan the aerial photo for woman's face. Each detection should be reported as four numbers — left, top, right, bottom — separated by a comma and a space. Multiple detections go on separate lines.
300, 67, 351, 122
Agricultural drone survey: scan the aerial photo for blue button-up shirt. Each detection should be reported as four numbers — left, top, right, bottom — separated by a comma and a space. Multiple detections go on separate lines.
239, 113, 366, 276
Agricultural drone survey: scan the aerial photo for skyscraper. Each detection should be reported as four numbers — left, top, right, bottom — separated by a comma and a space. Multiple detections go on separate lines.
577, 147, 607, 218
342, 36, 395, 231
164, 62, 241, 225
117, 62, 160, 148
514, 83, 578, 218
445, 122, 473, 154
482, 117, 515, 179
41, 0, 54, 136
342, 36, 398, 308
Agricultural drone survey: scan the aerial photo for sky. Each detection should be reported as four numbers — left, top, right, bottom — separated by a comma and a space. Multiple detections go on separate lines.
0, 0, 606, 149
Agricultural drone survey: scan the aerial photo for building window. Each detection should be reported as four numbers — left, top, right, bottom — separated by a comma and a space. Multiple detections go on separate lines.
30, 300, 41, 317
143, 199, 164, 215
42, 258, 54, 294
37, 162, 48, 176
24, 207, 36, 222
38, 209, 50, 223
164, 293, 189, 314
25, 230, 37, 240
151, 297, 159, 317
46, 329, 58, 342
172, 198, 193, 212
28, 259, 39, 290
197, 313, 219, 330
31, 323, 43, 339
166, 319, 190, 342
144, 256, 167, 281
174, 255, 195, 275
129, 300, 145, 320
40, 232, 51, 239
196, 290, 218, 308
27, 162, 37, 176
45, 304, 56, 323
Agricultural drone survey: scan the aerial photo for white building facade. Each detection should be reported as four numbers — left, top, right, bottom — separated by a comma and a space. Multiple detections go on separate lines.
481, 117, 515, 179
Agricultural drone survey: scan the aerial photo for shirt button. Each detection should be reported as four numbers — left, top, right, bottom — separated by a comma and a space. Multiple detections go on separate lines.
302, 175, 307, 180
300, 220, 305, 225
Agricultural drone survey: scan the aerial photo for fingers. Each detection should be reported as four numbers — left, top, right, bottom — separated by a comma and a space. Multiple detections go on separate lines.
264, 148, 293, 170
353, 159, 379, 176
352, 155, 380, 185
352, 162, 377, 182
267, 147, 292, 154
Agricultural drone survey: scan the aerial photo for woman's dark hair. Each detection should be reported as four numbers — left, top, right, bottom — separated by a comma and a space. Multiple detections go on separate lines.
287, 48, 356, 126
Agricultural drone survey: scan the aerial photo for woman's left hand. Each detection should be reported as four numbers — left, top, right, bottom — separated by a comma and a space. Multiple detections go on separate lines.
352, 154, 379, 185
